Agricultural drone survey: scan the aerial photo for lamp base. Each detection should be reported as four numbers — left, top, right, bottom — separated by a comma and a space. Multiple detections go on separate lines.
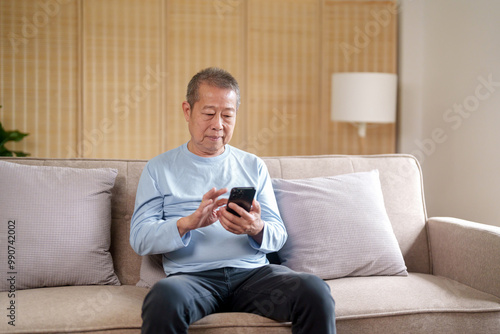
356, 122, 368, 137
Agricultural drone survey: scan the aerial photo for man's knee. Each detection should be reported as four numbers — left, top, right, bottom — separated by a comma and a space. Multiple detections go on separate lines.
144, 277, 190, 312
301, 274, 331, 295
142, 278, 194, 333
262, 266, 334, 310
296, 274, 335, 312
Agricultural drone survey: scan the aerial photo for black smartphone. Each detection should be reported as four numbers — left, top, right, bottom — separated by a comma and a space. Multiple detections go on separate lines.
226, 187, 256, 217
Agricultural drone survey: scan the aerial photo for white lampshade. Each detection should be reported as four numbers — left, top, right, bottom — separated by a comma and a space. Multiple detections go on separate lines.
331, 72, 397, 137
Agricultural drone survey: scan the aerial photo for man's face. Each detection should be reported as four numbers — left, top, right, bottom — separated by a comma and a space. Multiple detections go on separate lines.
183, 83, 238, 157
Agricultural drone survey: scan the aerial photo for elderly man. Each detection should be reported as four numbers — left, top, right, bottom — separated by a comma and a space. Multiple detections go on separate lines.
130, 67, 336, 334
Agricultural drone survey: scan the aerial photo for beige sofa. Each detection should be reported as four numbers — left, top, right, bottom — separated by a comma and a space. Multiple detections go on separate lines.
1, 154, 499, 334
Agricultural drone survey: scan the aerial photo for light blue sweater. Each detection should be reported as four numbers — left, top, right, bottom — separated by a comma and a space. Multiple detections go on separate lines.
130, 143, 287, 275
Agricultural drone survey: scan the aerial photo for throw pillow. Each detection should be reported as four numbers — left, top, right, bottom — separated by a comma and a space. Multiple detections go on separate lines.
272, 170, 407, 280
0, 161, 120, 291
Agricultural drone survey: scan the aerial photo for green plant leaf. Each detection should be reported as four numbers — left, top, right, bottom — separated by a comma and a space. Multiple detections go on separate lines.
0, 122, 10, 146
0, 145, 30, 157
11, 150, 30, 157
5, 129, 29, 142
0, 145, 14, 157
0, 105, 30, 156
1, 128, 29, 147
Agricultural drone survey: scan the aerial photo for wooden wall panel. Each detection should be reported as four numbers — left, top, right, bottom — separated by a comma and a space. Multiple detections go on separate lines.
164, 0, 246, 151
1, 0, 397, 159
0, 0, 79, 158
246, 0, 321, 156
82, 0, 163, 159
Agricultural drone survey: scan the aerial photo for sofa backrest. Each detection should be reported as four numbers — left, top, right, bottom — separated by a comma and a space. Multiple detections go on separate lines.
262, 154, 429, 275
0, 154, 429, 285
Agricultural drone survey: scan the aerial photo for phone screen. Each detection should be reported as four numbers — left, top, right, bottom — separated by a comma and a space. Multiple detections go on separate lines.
226, 187, 256, 217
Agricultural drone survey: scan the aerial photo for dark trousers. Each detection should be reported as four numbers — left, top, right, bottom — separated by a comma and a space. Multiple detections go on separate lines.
141, 264, 336, 334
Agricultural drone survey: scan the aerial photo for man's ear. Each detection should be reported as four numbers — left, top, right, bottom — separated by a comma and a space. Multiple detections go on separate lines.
182, 101, 191, 122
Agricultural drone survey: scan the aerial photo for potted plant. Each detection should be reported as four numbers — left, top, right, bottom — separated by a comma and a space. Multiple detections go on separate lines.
0, 105, 30, 156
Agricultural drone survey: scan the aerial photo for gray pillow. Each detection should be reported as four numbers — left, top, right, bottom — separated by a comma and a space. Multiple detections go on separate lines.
272, 170, 407, 280
0, 161, 120, 291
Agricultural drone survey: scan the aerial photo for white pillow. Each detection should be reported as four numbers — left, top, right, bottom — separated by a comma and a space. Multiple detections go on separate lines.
0, 161, 120, 291
272, 170, 407, 280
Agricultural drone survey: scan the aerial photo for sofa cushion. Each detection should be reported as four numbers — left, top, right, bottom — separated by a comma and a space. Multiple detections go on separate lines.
272, 170, 407, 279
0, 285, 147, 333
329, 273, 500, 334
2, 273, 498, 334
190, 273, 500, 334
0, 161, 120, 291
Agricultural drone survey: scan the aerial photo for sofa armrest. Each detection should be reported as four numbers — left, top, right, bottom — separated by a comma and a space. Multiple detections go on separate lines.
427, 217, 500, 298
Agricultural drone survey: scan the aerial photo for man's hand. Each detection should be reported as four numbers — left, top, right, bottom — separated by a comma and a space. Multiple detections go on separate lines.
217, 199, 265, 244
177, 187, 227, 237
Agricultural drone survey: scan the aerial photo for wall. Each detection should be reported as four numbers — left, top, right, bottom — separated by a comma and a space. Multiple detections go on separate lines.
1, 0, 397, 159
399, 0, 500, 227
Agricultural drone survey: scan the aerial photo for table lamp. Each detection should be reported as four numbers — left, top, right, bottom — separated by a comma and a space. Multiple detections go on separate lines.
331, 72, 397, 137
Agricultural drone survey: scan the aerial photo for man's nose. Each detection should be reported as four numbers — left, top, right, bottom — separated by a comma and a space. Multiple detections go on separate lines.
211, 114, 223, 130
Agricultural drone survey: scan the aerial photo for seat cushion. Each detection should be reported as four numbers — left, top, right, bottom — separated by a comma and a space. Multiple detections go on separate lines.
0, 285, 148, 333
1, 274, 499, 334
330, 273, 500, 333
190, 313, 291, 334
190, 273, 500, 334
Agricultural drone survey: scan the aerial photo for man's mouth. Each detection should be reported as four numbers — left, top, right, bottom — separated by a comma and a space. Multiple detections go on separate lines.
206, 136, 222, 142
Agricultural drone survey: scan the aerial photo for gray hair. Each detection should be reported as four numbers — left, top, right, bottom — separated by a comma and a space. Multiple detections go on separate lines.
186, 67, 241, 110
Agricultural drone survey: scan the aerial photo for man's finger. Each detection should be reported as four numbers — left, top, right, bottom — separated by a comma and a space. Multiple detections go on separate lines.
215, 198, 227, 208
202, 187, 216, 201
227, 202, 251, 219
250, 199, 261, 214
212, 187, 228, 199
200, 198, 213, 207
219, 214, 243, 234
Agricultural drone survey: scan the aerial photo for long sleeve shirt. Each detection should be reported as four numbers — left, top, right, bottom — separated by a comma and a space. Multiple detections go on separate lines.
130, 143, 287, 275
